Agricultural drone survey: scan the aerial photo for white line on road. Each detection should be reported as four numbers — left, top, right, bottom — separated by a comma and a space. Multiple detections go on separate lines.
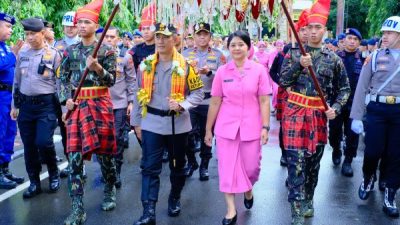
0, 162, 68, 202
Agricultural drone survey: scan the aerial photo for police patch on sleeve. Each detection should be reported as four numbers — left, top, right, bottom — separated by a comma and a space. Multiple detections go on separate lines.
186, 65, 203, 91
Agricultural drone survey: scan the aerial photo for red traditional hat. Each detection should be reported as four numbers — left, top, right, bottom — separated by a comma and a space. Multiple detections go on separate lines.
75, 0, 103, 24
140, 3, 156, 29
307, 0, 331, 26
296, 9, 310, 32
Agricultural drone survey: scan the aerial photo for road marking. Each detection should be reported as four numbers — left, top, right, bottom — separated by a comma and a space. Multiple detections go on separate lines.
0, 162, 68, 202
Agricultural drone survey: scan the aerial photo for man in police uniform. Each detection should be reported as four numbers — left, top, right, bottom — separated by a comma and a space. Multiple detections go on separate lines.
104, 26, 136, 189
119, 31, 133, 57
350, 16, 400, 218
182, 22, 226, 181
337, 33, 346, 52
54, 11, 81, 179
184, 34, 194, 50
11, 18, 61, 198
54, 11, 80, 53
132, 23, 204, 225
133, 29, 144, 46
329, 28, 365, 176
0, 12, 25, 189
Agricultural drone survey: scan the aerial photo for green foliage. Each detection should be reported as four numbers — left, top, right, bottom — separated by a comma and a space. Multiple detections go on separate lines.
0, 0, 136, 44
362, 0, 400, 37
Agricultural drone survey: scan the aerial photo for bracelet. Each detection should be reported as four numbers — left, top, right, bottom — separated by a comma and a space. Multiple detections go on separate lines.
262, 125, 270, 131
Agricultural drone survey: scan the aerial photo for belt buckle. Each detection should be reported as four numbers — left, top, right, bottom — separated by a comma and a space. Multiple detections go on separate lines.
386, 96, 396, 104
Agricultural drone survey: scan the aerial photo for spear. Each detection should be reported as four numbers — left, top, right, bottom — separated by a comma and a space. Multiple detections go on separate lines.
65, 0, 121, 120
280, 0, 329, 110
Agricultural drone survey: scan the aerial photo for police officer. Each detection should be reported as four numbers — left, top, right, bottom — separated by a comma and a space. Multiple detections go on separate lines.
104, 26, 136, 189
184, 34, 194, 50
133, 29, 144, 46
182, 22, 226, 180
351, 16, 400, 218
11, 18, 61, 198
54, 11, 80, 53
329, 28, 365, 177
337, 33, 346, 52
0, 12, 24, 189
132, 23, 204, 225
120, 31, 133, 56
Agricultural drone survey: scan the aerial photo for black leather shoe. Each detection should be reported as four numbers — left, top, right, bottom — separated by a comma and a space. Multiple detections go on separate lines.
332, 150, 342, 166
244, 194, 254, 209
0, 174, 17, 189
184, 163, 199, 177
358, 177, 374, 200
222, 213, 237, 225
168, 196, 181, 217
3, 167, 24, 184
134, 201, 156, 225
23, 183, 42, 199
49, 175, 60, 193
341, 162, 353, 177
383, 188, 399, 218
280, 156, 288, 167
199, 168, 209, 181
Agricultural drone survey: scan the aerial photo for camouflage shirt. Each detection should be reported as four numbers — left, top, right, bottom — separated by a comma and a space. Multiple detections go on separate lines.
280, 46, 351, 114
58, 41, 117, 103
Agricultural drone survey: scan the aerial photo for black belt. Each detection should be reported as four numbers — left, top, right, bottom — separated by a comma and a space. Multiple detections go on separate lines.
204, 92, 211, 100
20, 93, 55, 104
147, 106, 176, 117
0, 83, 12, 92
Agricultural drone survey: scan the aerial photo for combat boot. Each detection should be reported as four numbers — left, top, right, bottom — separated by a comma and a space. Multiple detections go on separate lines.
332, 149, 342, 166
64, 196, 86, 225
303, 199, 314, 217
290, 201, 304, 225
199, 159, 210, 181
134, 201, 156, 225
101, 183, 116, 211
23, 174, 41, 199
2, 163, 24, 184
184, 162, 199, 177
0, 166, 17, 189
383, 188, 399, 218
359, 176, 375, 200
168, 195, 181, 217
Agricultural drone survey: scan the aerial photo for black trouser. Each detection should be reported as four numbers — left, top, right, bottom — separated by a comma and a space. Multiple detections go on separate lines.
18, 94, 58, 182
279, 122, 286, 159
363, 102, 400, 190
328, 108, 359, 159
55, 101, 67, 154
186, 105, 212, 164
140, 130, 188, 201
113, 108, 127, 171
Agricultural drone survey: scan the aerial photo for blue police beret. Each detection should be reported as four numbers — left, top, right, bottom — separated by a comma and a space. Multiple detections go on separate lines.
332, 40, 338, 47
338, 33, 346, 40
368, 38, 377, 45
360, 39, 368, 46
96, 27, 104, 34
21, 18, 44, 32
122, 31, 134, 40
346, 28, 362, 40
133, 29, 142, 37
324, 38, 331, 44
0, 12, 16, 25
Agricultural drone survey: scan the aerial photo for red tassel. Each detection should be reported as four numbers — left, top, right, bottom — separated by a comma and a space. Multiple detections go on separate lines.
251, 0, 261, 19
268, 0, 274, 14
235, 9, 245, 22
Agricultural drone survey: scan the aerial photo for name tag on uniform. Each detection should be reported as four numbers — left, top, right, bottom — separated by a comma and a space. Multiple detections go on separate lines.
223, 79, 234, 82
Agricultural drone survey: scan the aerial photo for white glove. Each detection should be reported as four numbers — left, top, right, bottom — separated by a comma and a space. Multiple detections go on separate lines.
351, 120, 364, 134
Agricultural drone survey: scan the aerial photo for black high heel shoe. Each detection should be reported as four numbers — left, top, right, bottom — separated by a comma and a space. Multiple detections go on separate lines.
222, 212, 237, 225
244, 194, 254, 209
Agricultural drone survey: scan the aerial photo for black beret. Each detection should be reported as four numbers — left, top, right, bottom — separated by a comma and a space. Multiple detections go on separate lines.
21, 18, 44, 32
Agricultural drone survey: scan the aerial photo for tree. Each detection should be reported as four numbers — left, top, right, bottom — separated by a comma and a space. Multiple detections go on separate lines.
362, 0, 400, 37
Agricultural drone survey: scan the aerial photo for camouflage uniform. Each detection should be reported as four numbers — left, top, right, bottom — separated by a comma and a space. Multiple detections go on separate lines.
280, 46, 350, 220
59, 41, 118, 219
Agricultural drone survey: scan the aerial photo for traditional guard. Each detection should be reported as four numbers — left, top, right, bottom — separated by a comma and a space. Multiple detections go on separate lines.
280, 0, 350, 224
58, 0, 118, 224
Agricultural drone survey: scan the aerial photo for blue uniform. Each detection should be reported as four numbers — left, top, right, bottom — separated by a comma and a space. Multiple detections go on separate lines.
0, 41, 17, 165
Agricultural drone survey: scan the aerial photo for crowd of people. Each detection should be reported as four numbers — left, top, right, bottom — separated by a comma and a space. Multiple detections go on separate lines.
1, 0, 400, 225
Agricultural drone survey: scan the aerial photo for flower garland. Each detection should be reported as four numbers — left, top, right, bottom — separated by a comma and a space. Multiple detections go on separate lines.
137, 48, 187, 117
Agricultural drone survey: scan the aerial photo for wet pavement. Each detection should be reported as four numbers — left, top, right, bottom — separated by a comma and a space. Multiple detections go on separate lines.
0, 117, 399, 225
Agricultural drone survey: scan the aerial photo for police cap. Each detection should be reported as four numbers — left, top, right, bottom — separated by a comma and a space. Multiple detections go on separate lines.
345, 28, 362, 40
0, 12, 15, 25
154, 23, 176, 36
21, 18, 44, 32
368, 38, 377, 46
360, 39, 368, 46
194, 22, 211, 34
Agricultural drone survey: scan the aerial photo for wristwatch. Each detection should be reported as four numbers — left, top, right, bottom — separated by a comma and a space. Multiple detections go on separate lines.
262, 125, 270, 131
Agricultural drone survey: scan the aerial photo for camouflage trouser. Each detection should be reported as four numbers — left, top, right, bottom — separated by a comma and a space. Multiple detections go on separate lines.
68, 152, 117, 196
287, 145, 325, 202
